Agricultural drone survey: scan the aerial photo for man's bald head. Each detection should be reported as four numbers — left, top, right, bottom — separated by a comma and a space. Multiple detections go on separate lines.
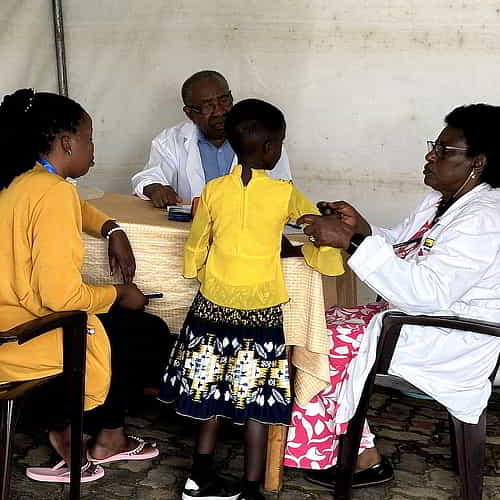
181, 70, 228, 105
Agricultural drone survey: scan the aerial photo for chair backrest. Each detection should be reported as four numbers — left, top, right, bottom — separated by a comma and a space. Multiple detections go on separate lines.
0, 310, 88, 500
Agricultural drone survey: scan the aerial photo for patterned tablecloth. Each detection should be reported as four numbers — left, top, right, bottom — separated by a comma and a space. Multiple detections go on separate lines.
82, 193, 355, 405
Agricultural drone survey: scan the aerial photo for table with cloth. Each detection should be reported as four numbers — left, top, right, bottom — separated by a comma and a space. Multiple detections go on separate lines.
81, 193, 356, 491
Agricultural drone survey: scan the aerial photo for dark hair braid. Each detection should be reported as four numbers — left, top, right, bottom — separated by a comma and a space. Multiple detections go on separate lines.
0, 88, 86, 189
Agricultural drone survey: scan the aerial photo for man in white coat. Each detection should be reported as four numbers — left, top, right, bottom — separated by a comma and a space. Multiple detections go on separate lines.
131, 71, 291, 207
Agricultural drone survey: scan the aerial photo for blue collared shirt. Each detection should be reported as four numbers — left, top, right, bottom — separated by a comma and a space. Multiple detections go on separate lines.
197, 133, 235, 183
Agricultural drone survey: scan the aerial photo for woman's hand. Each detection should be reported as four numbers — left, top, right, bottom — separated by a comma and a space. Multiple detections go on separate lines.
108, 230, 136, 283
296, 213, 354, 249
317, 201, 372, 236
115, 284, 148, 310
102, 221, 136, 283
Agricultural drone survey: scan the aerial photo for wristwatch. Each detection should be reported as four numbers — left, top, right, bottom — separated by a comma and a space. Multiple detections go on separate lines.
346, 233, 366, 256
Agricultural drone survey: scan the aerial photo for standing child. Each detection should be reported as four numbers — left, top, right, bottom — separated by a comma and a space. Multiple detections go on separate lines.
159, 99, 344, 500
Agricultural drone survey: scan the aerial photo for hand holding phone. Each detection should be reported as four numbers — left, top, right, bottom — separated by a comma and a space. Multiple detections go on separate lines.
317, 201, 334, 216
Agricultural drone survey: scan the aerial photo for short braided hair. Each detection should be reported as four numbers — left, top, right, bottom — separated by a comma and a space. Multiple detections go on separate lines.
224, 98, 285, 157
445, 104, 500, 188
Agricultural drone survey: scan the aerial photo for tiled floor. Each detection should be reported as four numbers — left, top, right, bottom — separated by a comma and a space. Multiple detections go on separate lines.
9, 387, 500, 499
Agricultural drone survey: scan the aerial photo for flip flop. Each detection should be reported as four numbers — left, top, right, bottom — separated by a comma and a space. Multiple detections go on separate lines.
87, 435, 159, 464
26, 460, 104, 483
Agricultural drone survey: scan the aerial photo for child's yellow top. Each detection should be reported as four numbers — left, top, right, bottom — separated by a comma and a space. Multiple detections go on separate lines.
184, 165, 344, 310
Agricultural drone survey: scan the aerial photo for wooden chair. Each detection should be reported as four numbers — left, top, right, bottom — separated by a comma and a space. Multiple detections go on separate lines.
334, 311, 500, 500
0, 311, 88, 500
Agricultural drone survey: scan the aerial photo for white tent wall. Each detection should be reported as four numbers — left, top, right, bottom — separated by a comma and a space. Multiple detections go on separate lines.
1, 2, 57, 94
2, 1, 499, 301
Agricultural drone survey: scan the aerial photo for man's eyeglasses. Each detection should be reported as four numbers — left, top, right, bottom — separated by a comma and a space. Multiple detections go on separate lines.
427, 140, 468, 158
186, 91, 233, 116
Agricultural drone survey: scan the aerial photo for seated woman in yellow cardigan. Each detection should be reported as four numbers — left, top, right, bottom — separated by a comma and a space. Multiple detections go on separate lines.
0, 89, 169, 482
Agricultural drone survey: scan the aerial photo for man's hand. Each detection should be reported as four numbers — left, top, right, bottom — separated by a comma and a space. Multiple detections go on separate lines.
143, 183, 182, 208
115, 283, 148, 310
296, 213, 354, 250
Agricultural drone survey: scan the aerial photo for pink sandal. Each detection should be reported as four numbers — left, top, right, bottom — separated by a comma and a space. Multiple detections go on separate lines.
26, 460, 104, 483
87, 435, 159, 464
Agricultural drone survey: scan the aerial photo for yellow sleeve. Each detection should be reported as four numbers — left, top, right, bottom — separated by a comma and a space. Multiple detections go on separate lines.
183, 187, 212, 278
287, 185, 345, 277
31, 182, 117, 313
80, 199, 111, 238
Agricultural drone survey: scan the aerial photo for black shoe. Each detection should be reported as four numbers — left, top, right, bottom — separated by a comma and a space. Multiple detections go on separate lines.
304, 456, 394, 490
182, 475, 241, 500
239, 489, 266, 500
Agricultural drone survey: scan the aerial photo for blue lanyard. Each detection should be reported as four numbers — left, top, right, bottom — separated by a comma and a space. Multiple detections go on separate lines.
37, 157, 57, 174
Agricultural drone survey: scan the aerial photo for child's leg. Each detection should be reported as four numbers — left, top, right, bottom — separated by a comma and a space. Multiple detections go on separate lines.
184, 418, 240, 500
242, 420, 268, 491
196, 417, 220, 454
191, 418, 221, 480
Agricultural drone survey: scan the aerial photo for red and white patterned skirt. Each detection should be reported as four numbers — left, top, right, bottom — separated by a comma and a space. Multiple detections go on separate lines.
284, 301, 387, 469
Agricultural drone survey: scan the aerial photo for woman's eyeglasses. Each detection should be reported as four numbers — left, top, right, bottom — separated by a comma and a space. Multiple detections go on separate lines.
427, 141, 467, 159
186, 92, 233, 116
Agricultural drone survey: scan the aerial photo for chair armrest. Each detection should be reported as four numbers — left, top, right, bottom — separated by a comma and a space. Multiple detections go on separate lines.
382, 311, 500, 337
377, 311, 500, 373
0, 311, 88, 346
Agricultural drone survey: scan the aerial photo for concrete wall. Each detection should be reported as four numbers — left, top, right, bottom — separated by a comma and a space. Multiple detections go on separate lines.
2, 0, 499, 299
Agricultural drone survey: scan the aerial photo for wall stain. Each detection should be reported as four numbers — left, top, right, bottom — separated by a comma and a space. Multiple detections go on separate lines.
203, 15, 500, 54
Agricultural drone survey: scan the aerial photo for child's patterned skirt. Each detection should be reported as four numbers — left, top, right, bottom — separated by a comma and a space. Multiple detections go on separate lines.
159, 293, 292, 425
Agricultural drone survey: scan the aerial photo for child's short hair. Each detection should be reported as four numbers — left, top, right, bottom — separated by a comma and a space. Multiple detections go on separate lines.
225, 98, 285, 156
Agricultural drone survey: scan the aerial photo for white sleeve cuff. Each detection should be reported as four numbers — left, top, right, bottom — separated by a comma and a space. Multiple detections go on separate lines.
348, 234, 394, 282
133, 179, 149, 200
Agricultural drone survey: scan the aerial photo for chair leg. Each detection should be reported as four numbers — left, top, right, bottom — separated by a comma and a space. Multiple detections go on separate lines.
63, 323, 88, 500
447, 413, 459, 473
335, 371, 377, 500
449, 410, 486, 500
0, 399, 20, 500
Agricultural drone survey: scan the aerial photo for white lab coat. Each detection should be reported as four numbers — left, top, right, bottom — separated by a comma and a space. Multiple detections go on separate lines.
131, 120, 292, 202
336, 183, 500, 424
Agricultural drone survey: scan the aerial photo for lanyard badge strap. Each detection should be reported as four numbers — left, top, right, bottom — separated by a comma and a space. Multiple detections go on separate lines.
37, 157, 57, 174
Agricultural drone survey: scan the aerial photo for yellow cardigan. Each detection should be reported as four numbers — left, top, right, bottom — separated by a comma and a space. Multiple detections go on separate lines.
184, 165, 344, 310
0, 165, 116, 410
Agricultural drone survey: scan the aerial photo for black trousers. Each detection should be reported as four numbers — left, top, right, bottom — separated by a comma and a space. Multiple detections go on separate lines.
81, 307, 170, 435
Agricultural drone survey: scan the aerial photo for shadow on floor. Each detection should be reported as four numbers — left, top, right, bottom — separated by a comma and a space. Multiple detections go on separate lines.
9, 387, 500, 499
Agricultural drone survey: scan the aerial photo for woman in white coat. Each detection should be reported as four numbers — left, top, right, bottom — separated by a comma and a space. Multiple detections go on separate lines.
284, 104, 500, 490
